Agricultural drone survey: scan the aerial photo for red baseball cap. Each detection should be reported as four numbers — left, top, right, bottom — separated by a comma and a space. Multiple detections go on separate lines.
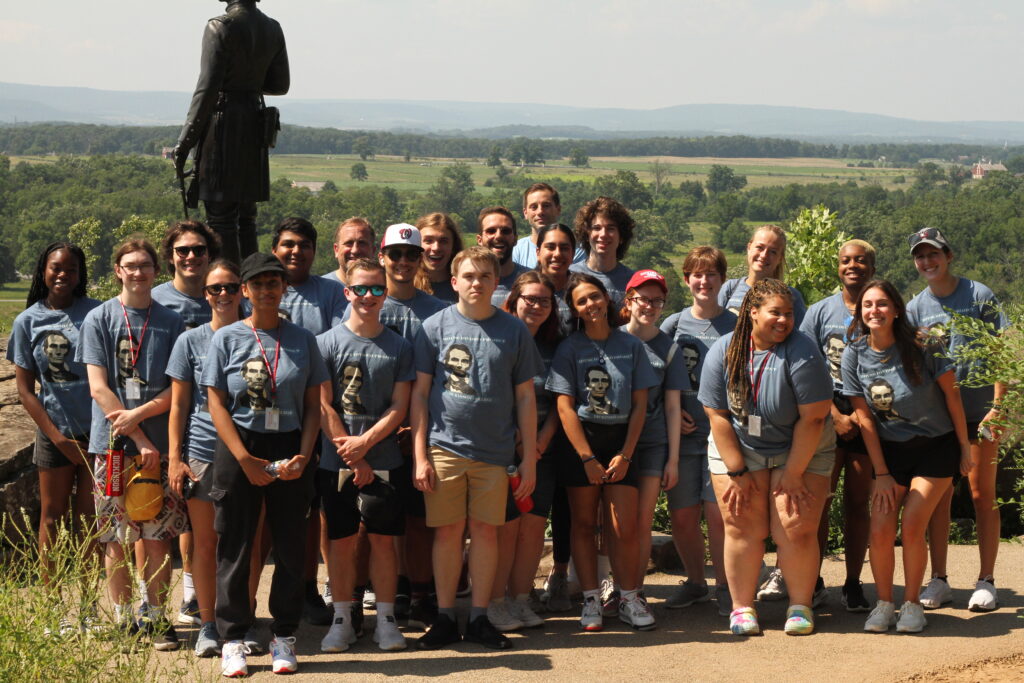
626, 269, 667, 294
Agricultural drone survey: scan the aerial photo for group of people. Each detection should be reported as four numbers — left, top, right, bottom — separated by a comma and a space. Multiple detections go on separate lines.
9, 182, 1007, 676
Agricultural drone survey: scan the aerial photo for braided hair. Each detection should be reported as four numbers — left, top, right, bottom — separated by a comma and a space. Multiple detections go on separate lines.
846, 279, 926, 385
724, 278, 793, 415
27, 242, 88, 307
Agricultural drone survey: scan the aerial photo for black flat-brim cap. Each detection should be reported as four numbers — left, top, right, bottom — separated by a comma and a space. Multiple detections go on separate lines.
240, 252, 287, 282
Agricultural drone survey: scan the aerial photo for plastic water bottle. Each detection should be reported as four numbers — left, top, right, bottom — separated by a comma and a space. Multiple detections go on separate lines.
265, 459, 295, 478
507, 465, 534, 514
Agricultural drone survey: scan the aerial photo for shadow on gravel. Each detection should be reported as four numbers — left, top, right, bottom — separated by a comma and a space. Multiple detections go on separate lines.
289, 653, 554, 676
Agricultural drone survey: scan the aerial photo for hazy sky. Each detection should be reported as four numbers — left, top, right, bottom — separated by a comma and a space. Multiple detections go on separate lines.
2, 0, 1021, 122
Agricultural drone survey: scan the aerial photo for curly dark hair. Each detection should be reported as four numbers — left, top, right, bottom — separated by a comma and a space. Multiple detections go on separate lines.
161, 220, 221, 275
573, 196, 634, 260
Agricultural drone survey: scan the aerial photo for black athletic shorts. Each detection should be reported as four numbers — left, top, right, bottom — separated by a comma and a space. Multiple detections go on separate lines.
317, 468, 406, 539
879, 431, 959, 488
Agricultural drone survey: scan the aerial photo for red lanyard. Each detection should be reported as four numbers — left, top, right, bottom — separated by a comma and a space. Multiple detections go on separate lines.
748, 335, 773, 409
118, 299, 151, 369
248, 320, 281, 397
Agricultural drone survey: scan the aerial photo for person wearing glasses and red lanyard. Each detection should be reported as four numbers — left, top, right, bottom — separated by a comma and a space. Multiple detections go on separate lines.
78, 237, 187, 649
698, 278, 834, 637
201, 252, 328, 676
905, 227, 1008, 613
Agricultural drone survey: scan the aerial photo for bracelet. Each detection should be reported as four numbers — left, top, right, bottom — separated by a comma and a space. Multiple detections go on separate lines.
726, 465, 749, 478
619, 454, 632, 463
581, 455, 597, 464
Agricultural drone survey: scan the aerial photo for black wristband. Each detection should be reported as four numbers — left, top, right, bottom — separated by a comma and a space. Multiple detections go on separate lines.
581, 455, 597, 464
726, 465, 749, 478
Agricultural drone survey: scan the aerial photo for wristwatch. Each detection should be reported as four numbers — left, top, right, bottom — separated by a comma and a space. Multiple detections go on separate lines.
726, 465, 749, 478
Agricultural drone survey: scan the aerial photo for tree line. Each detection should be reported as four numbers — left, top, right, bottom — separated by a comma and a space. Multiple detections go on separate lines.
2, 123, 1024, 166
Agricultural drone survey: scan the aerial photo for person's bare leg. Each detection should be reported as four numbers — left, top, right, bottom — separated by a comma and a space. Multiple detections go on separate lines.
867, 486, 906, 603
900, 477, 953, 603
467, 519, 499, 610
368, 534, 398, 603
432, 521, 467, 608
142, 539, 172, 609
179, 532, 193, 579
969, 438, 1000, 579
634, 476, 661, 587
355, 526, 370, 595
492, 517, 519, 600
404, 516, 435, 588
509, 514, 548, 597
842, 450, 872, 582
567, 487, 601, 591
711, 471, 770, 609
327, 534, 359, 607
105, 541, 132, 606
926, 486, 952, 578
770, 470, 830, 608
603, 486, 639, 593
670, 505, 708, 585
187, 499, 218, 624
704, 500, 726, 587
37, 466, 75, 584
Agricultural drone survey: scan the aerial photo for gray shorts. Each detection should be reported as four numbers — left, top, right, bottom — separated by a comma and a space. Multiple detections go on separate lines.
667, 452, 716, 510
184, 457, 216, 504
33, 429, 89, 469
707, 427, 836, 477
636, 441, 668, 478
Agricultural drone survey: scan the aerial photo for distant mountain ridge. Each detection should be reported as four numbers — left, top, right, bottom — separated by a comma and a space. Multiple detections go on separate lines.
3, 81, 1024, 144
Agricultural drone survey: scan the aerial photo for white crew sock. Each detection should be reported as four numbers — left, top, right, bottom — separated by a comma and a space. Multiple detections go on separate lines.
183, 572, 196, 603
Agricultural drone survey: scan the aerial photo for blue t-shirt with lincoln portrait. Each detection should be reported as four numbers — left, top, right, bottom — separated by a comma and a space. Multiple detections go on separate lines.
546, 329, 659, 426
7, 297, 101, 439
77, 297, 184, 456
414, 306, 543, 467
166, 324, 218, 463
201, 320, 329, 434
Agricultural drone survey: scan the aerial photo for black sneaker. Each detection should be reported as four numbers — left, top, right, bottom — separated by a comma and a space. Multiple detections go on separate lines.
841, 580, 871, 613
416, 613, 461, 650
395, 592, 411, 621
141, 618, 180, 652
303, 587, 334, 626
464, 615, 511, 650
407, 595, 438, 631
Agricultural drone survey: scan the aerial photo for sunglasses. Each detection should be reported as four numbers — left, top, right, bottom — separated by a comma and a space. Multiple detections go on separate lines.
204, 282, 241, 295
384, 247, 422, 262
174, 245, 208, 258
907, 227, 945, 247
349, 284, 386, 297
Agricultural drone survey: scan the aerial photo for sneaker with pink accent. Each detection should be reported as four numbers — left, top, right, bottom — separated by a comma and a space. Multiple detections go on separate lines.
729, 607, 760, 636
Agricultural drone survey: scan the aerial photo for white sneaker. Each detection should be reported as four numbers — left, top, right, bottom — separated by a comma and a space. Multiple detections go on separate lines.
579, 596, 603, 632
363, 589, 377, 611
321, 616, 357, 652
618, 595, 656, 631
757, 568, 787, 601
896, 601, 927, 633
507, 597, 545, 628
221, 641, 248, 678
270, 635, 298, 674
373, 615, 407, 651
919, 577, 952, 609
486, 599, 524, 632
863, 600, 897, 633
967, 579, 997, 612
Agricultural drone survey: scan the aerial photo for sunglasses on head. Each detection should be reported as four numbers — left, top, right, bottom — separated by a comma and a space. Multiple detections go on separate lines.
204, 282, 241, 295
384, 247, 422, 262
908, 227, 943, 247
174, 245, 208, 258
349, 284, 386, 297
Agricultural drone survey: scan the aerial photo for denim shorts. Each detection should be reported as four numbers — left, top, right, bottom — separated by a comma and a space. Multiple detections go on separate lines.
667, 452, 716, 510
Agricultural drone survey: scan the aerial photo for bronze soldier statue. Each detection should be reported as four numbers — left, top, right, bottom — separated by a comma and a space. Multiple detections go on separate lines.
174, 0, 289, 264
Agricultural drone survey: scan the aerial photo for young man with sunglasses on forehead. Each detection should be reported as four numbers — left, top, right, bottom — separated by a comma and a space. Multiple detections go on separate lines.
153, 220, 220, 330
476, 207, 529, 308
316, 258, 415, 654
377, 223, 448, 630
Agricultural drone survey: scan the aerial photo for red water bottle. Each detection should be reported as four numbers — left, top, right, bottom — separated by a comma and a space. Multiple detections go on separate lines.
105, 435, 126, 496
507, 465, 533, 514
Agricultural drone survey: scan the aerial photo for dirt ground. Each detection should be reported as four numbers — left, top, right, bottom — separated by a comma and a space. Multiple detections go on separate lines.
166, 542, 1023, 681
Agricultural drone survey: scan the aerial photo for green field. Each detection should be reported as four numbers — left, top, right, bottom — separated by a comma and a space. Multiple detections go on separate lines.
0, 280, 30, 336
267, 153, 912, 193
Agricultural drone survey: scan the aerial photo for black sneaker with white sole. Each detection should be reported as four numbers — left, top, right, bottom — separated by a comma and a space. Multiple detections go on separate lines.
842, 580, 871, 612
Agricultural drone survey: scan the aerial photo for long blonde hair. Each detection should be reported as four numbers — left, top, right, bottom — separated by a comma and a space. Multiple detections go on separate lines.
748, 225, 788, 281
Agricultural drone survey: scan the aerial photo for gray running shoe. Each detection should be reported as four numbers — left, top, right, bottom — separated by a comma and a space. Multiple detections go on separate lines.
665, 581, 711, 609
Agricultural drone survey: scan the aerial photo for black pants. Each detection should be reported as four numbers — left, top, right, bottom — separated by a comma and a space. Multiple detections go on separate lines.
205, 199, 258, 265
211, 427, 314, 640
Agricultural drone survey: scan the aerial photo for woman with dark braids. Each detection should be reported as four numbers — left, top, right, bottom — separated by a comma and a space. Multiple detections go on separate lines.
698, 278, 834, 636
8, 242, 100, 628
841, 279, 971, 634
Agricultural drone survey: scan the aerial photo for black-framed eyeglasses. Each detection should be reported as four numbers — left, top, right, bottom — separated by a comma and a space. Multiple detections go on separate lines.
384, 247, 422, 262
174, 245, 208, 258
628, 295, 666, 309
204, 282, 241, 295
349, 284, 386, 297
520, 295, 553, 308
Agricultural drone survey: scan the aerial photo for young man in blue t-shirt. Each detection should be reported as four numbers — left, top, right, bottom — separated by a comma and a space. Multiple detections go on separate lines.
411, 246, 542, 650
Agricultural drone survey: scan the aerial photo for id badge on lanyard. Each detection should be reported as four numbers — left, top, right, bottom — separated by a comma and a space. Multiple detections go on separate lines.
126, 378, 142, 401
748, 336, 772, 439
249, 321, 282, 431
264, 407, 280, 431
